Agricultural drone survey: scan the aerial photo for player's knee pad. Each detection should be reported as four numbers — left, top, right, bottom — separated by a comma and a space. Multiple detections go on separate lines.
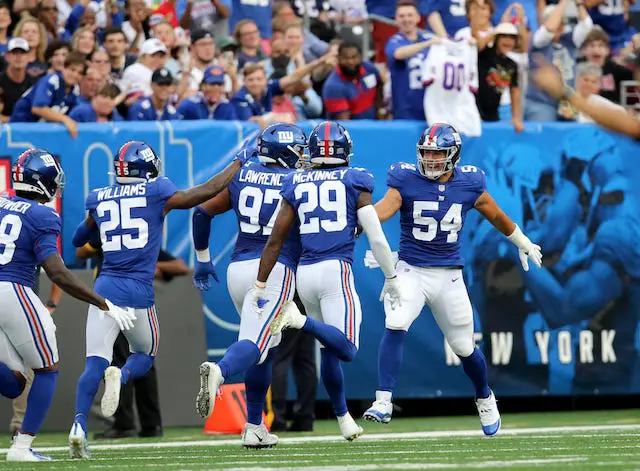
385, 309, 414, 332
447, 335, 474, 358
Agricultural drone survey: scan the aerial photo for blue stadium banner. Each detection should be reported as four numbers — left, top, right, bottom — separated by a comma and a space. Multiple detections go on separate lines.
1, 121, 639, 399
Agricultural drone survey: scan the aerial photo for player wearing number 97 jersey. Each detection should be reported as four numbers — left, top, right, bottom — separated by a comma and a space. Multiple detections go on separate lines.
68, 140, 249, 459
0, 149, 134, 462
192, 123, 305, 449
362, 123, 543, 436
253, 121, 401, 442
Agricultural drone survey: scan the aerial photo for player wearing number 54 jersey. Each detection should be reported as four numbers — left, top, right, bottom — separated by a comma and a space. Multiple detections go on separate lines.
362, 123, 543, 436
253, 121, 401, 441
68, 140, 251, 459
193, 123, 305, 449
0, 149, 133, 462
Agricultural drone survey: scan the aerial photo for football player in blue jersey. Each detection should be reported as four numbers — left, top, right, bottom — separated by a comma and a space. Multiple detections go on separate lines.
192, 123, 305, 448
67, 140, 255, 459
252, 121, 401, 441
0, 149, 134, 462
361, 123, 542, 436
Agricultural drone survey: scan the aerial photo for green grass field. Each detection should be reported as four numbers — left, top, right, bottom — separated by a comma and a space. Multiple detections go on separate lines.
2, 409, 640, 470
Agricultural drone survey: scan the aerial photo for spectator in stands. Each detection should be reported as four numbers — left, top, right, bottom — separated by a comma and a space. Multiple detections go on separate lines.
68, 82, 123, 121
564, 61, 625, 122
14, 17, 49, 79
38, 0, 60, 42
385, 0, 433, 121
188, 29, 217, 89
270, 69, 323, 120
10, 51, 84, 139
264, 37, 294, 78
273, 4, 330, 62
216, 36, 240, 94
367, 0, 400, 63
581, 28, 632, 105
89, 48, 112, 82
123, 0, 151, 54
0, 2, 10, 54
587, 0, 632, 53
45, 40, 71, 73
63, 0, 98, 41
455, 0, 495, 47
477, 22, 524, 131
323, 42, 382, 120
103, 27, 136, 83
152, 21, 182, 78
235, 19, 268, 70
329, 0, 368, 25
180, 0, 230, 37
71, 26, 97, 58
525, 0, 592, 121
121, 38, 168, 98
230, 0, 272, 39
127, 67, 179, 120
177, 65, 237, 119
0, 38, 36, 118
424, 0, 465, 37
232, 53, 332, 123
78, 66, 102, 105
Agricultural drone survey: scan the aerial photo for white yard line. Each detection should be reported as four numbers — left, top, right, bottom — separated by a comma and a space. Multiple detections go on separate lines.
0, 423, 639, 455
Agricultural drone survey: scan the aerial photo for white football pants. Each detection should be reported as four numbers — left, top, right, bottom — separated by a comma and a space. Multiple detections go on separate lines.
296, 259, 362, 350
227, 259, 295, 363
0, 282, 58, 371
384, 261, 475, 357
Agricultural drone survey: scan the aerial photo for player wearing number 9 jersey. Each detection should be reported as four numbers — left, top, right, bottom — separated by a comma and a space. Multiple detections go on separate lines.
67, 140, 249, 459
362, 123, 543, 436
0, 149, 134, 462
253, 121, 401, 441
192, 123, 305, 449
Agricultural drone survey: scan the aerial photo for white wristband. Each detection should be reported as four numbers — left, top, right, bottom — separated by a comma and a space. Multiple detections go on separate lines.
196, 249, 211, 263
507, 224, 530, 250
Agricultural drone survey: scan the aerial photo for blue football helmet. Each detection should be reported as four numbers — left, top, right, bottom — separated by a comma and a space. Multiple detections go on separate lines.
257, 123, 307, 169
114, 141, 161, 184
308, 121, 353, 166
416, 123, 462, 180
12, 148, 65, 201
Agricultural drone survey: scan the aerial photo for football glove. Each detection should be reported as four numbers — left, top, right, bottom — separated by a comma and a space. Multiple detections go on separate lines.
193, 260, 219, 291
250, 281, 269, 316
508, 225, 543, 271
379, 275, 403, 310
103, 299, 137, 331
234, 140, 259, 165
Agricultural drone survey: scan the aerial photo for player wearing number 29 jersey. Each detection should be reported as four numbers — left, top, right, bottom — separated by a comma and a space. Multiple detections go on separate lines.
193, 123, 305, 449
254, 121, 400, 442
68, 140, 247, 459
363, 123, 543, 437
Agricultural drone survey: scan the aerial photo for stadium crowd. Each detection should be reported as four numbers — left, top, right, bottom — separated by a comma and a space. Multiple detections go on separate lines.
0, 0, 637, 135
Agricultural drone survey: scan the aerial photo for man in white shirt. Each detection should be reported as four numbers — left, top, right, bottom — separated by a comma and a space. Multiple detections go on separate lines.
120, 38, 168, 98
422, 38, 482, 136
188, 29, 233, 95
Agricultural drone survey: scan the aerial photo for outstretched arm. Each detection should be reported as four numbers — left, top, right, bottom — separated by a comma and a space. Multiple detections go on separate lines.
475, 191, 542, 270
257, 200, 296, 284
374, 188, 403, 223
42, 254, 108, 310
165, 160, 242, 213
358, 191, 396, 279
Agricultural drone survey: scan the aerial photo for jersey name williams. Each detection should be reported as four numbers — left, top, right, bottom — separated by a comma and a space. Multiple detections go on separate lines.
238, 168, 285, 186
96, 183, 147, 201
293, 169, 349, 184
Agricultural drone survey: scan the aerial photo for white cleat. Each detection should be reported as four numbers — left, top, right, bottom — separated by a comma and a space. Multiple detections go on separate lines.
196, 362, 225, 419
101, 366, 122, 418
6, 447, 52, 462
337, 413, 363, 441
476, 390, 501, 437
241, 422, 279, 449
363, 401, 393, 424
269, 300, 306, 335
68, 422, 90, 459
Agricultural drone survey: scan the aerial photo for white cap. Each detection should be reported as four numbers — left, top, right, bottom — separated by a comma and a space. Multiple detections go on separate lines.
493, 22, 519, 36
7, 37, 29, 52
140, 38, 168, 55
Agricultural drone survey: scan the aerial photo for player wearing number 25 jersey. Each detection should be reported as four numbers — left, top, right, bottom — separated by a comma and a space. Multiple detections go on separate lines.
0, 149, 133, 463
192, 123, 305, 449
68, 140, 249, 459
253, 121, 401, 441
363, 123, 543, 436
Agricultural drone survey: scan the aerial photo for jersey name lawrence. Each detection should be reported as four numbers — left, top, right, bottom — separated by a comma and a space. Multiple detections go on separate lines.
86, 177, 177, 291
388, 162, 485, 267
0, 196, 60, 288
229, 162, 301, 269
282, 166, 374, 265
